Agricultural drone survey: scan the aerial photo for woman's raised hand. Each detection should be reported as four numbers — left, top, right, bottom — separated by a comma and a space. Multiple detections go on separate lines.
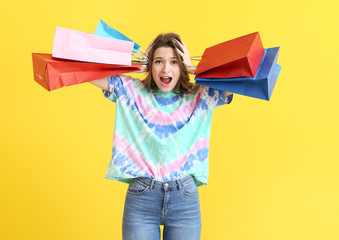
176, 41, 196, 75
134, 39, 155, 73
144, 39, 154, 60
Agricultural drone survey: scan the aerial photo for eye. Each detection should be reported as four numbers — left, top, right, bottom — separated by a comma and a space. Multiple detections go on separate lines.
155, 60, 162, 64
171, 60, 178, 64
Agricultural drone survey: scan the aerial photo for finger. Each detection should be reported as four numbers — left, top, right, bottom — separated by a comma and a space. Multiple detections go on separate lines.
177, 50, 184, 58
148, 39, 155, 47
145, 39, 155, 54
177, 41, 185, 51
180, 41, 187, 49
175, 40, 185, 53
176, 48, 185, 57
179, 41, 189, 52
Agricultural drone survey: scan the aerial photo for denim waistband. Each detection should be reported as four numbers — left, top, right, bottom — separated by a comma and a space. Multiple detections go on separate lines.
130, 175, 194, 190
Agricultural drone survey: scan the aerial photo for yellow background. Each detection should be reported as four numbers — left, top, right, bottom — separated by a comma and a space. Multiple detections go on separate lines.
1, 0, 339, 239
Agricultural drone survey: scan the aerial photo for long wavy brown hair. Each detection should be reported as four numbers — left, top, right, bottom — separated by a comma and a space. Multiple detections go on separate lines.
143, 33, 199, 94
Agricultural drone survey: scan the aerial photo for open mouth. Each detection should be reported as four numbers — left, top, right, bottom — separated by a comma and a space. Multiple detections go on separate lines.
160, 77, 172, 87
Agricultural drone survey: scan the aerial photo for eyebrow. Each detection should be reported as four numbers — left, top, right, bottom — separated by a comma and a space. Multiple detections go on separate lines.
154, 57, 177, 60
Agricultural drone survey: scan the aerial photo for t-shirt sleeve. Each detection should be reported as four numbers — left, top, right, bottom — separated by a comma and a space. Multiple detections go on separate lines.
203, 87, 233, 110
102, 75, 124, 102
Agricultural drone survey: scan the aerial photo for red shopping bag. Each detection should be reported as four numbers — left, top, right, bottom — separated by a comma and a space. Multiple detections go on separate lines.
32, 53, 142, 91
195, 32, 265, 78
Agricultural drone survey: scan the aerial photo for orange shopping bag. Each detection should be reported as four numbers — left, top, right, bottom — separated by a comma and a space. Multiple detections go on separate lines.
195, 32, 265, 78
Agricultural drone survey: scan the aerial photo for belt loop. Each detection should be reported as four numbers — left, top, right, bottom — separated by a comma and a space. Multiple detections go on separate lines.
150, 179, 155, 190
176, 179, 182, 190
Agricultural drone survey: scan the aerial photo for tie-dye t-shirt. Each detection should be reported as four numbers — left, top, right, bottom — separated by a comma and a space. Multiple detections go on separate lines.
103, 75, 232, 186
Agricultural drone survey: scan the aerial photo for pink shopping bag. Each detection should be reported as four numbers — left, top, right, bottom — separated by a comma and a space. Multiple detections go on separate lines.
52, 27, 134, 65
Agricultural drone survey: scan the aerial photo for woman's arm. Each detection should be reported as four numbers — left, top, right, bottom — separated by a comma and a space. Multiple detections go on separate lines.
225, 91, 233, 104
225, 91, 233, 97
89, 77, 109, 91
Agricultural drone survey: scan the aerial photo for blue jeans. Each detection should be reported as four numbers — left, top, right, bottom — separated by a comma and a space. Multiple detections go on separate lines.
122, 175, 201, 240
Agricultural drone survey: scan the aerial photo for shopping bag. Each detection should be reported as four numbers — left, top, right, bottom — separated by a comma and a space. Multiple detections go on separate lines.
52, 27, 134, 65
195, 32, 265, 78
195, 47, 281, 101
94, 19, 140, 53
32, 53, 142, 91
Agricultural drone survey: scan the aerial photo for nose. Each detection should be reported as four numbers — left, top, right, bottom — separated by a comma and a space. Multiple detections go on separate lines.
161, 62, 171, 73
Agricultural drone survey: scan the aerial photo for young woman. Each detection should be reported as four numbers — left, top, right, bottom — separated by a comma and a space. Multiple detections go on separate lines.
90, 33, 233, 240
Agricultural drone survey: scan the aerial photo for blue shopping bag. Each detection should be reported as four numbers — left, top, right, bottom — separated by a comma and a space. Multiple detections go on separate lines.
94, 19, 140, 53
195, 47, 281, 101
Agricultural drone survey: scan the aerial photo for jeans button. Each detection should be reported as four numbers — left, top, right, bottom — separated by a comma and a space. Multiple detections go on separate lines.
164, 183, 168, 189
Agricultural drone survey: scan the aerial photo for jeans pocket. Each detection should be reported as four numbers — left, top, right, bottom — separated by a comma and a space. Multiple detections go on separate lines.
180, 179, 199, 197
127, 180, 150, 195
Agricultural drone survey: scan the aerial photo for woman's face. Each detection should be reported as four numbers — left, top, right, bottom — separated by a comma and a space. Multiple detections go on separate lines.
151, 47, 181, 92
